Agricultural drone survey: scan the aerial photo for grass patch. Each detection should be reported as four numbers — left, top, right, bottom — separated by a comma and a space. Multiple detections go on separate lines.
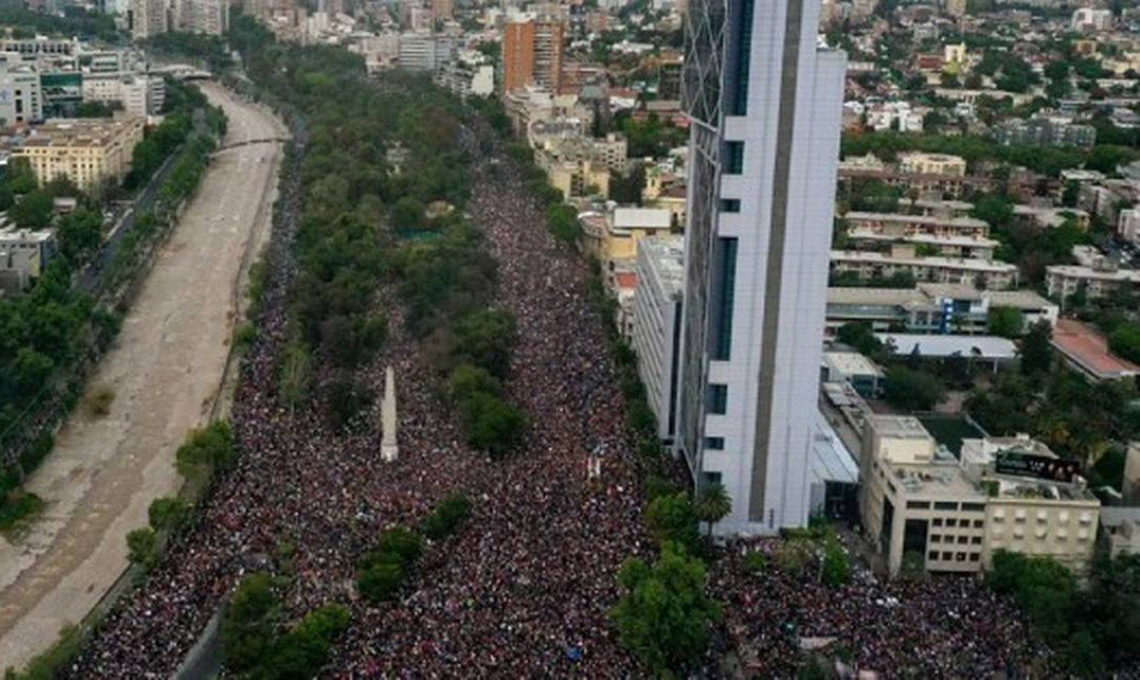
83, 386, 115, 418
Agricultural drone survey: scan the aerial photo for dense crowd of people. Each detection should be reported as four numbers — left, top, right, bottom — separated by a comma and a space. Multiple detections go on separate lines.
61, 111, 1060, 678
65, 122, 647, 677
711, 539, 1056, 679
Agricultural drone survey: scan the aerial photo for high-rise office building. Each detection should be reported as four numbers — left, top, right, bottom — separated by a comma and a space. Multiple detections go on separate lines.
501, 18, 564, 93
676, 0, 846, 534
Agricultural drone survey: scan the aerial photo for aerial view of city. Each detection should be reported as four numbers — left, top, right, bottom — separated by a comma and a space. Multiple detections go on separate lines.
0, 0, 1137, 676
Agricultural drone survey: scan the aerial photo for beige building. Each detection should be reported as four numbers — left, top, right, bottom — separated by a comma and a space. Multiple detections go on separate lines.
843, 211, 990, 239
860, 418, 1100, 576
1045, 263, 1140, 301
899, 152, 968, 177
831, 248, 1019, 289
15, 117, 144, 192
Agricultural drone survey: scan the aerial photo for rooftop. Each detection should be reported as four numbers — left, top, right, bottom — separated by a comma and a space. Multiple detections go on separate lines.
845, 211, 990, 229
876, 333, 1018, 360
1051, 318, 1140, 381
824, 350, 883, 378
831, 249, 1019, 274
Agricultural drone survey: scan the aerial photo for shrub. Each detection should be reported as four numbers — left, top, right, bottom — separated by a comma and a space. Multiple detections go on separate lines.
126, 527, 157, 569
645, 492, 700, 552
148, 497, 191, 532
376, 527, 423, 565
421, 494, 472, 540
358, 560, 405, 603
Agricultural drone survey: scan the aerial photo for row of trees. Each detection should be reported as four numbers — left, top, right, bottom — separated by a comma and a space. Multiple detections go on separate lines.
224, 17, 526, 443
841, 130, 1139, 179
356, 495, 471, 603
988, 550, 1140, 677
0, 79, 224, 533
220, 573, 350, 680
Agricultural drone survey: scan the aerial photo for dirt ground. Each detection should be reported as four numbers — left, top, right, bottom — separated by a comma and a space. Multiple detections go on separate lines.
0, 83, 285, 671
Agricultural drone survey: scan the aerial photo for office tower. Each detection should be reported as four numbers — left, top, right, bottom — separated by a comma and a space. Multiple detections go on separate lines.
676, 0, 846, 534
501, 18, 564, 93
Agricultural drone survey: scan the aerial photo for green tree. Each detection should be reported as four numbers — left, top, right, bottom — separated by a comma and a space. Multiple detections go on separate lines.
1020, 320, 1054, 376
609, 542, 721, 677
358, 560, 405, 603
821, 534, 852, 586
9, 191, 53, 229
693, 483, 731, 537
836, 321, 884, 356
987, 306, 1025, 338
460, 391, 525, 456
883, 365, 945, 411
645, 492, 700, 551
125, 527, 157, 569
376, 526, 423, 564
221, 573, 279, 673
147, 497, 190, 531
421, 494, 472, 540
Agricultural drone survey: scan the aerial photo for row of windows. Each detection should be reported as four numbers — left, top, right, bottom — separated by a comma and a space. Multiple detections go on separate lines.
930, 534, 983, 545
932, 518, 985, 529
906, 500, 985, 513
928, 551, 981, 563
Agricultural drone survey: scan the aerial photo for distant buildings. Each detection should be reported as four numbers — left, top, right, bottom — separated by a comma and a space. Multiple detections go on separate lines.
994, 117, 1096, 149
130, 0, 230, 37
14, 117, 144, 192
1071, 7, 1113, 32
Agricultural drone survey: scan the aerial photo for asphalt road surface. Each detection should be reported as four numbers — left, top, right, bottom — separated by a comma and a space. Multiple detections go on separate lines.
0, 82, 285, 672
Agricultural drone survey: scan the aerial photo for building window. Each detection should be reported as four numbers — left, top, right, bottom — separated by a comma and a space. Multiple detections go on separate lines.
727, 0, 754, 116
710, 238, 737, 360
724, 141, 744, 174
720, 198, 741, 213
957, 536, 968, 544
928, 550, 939, 560
906, 501, 930, 509
945, 519, 957, 528
957, 552, 967, 561
703, 471, 723, 487
704, 437, 725, 451
706, 384, 728, 415
973, 520, 984, 528
930, 534, 941, 543
934, 502, 958, 511
971, 536, 982, 545
969, 553, 980, 562
932, 518, 943, 527
961, 503, 986, 513
942, 552, 953, 560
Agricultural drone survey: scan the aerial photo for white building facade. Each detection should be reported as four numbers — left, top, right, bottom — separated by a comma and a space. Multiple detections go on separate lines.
633, 235, 685, 441
676, 0, 845, 534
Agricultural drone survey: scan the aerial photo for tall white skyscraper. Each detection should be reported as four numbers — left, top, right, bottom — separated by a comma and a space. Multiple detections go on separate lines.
676, 0, 846, 534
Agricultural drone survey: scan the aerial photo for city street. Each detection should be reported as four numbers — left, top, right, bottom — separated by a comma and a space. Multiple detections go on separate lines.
0, 82, 285, 672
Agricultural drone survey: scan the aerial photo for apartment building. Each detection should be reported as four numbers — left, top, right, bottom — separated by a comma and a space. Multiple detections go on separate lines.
501, 18, 564, 93
831, 248, 1020, 289
843, 211, 990, 239
0, 64, 43, 125
860, 417, 1100, 575
898, 152, 968, 177
826, 283, 1057, 335
0, 224, 56, 293
580, 205, 673, 279
846, 229, 999, 260
632, 235, 685, 441
1045, 263, 1140, 300
15, 117, 144, 192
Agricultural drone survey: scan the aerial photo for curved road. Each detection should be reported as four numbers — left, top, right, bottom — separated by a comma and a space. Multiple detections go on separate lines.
0, 83, 285, 672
